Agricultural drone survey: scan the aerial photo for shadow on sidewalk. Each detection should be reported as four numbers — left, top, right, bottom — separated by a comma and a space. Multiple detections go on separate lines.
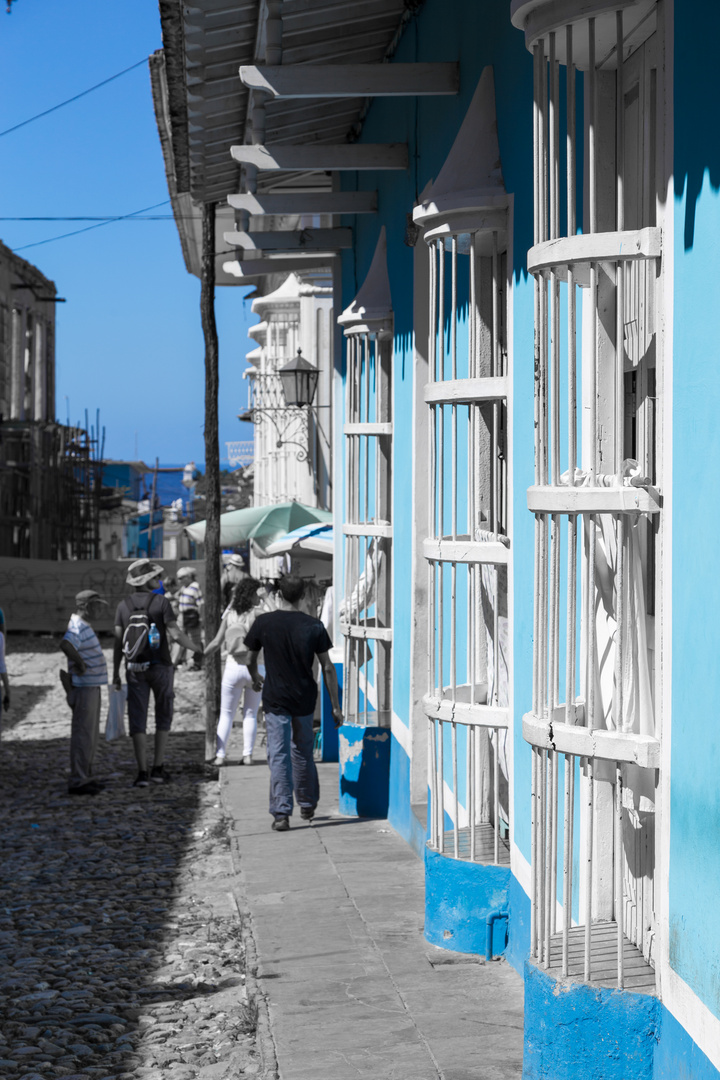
0, 730, 255, 1075
2, 685, 53, 730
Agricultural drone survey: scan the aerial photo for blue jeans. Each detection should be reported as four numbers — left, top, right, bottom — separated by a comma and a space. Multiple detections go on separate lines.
265, 711, 319, 818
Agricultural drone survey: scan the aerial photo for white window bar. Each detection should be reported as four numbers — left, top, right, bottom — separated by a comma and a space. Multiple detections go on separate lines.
520, 3, 662, 990
423, 224, 510, 866
340, 309, 393, 728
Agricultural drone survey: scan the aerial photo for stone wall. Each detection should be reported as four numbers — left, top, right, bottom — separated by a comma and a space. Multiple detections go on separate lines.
0, 558, 205, 633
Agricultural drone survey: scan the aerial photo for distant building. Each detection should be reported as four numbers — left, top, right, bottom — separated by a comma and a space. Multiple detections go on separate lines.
0, 239, 101, 560
100, 460, 195, 562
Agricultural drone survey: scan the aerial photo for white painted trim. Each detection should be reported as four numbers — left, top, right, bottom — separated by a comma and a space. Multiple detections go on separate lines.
224, 228, 353, 251
408, 216, 433, 806
512, 848, 569, 936
228, 191, 378, 215
664, 967, 720, 1075
656, 0, 674, 1008
239, 63, 459, 99
331, 261, 345, 646
441, 778, 467, 828
231, 142, 409, 171
505, 195, 517, 861
512, 842, 532, 899
391, 710, 412, 758
356, 668, 377, 711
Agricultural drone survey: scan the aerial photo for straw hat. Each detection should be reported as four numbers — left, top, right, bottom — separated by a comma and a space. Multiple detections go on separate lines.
126, 559, 164, 587
75, 589, 108, 608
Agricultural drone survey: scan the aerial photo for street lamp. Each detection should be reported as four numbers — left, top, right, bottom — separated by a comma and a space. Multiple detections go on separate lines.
278, 348, 320, 408
241, 347, 326, 463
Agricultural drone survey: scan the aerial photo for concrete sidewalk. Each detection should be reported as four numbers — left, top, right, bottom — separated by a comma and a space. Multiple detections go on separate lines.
220, 756, 524, 1080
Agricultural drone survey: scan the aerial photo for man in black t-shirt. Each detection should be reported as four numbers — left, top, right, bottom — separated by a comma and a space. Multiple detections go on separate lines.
112, 559, 203, 788
245, 575, 342, 831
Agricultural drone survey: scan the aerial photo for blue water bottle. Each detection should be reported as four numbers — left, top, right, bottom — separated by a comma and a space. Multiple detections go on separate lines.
148, 623, 160, 650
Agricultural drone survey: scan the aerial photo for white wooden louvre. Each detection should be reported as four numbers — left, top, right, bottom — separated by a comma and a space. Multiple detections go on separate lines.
413, 68, 511, 866
511, 0, 664, 990
338, 229, 393, 727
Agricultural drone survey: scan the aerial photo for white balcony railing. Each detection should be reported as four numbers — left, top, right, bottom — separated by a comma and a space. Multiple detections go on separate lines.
520, 1, 663, 991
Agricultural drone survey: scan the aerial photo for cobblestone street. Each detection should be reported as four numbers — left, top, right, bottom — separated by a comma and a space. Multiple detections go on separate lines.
0, 638, 259, 1080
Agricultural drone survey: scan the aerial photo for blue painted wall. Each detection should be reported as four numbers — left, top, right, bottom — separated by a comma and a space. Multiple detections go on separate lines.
102, 461, 147, 501
425, 846, 510, 955
331, 1, 720, 1073
338, 725, 390, 818
655, 1007, 720, 1080
338, 0, 536, 856
523, 962, 660, 1080
506, 871, 532, 976
319, 657, 342, 762
387, 731, 427, 859
669, 1, 720, 1027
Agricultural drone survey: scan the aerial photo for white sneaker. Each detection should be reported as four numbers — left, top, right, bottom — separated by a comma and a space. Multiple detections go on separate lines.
242, 755, 253, 766
213, 755, 226, 767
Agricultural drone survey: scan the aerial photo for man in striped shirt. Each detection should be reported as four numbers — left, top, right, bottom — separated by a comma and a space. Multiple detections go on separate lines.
172, 566, 204, 670
60, 589, 109, 796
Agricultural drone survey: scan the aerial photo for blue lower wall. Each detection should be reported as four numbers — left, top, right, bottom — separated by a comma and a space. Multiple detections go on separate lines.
424, 846, 510, 955
387, 730, 427, 858
319, 658, 342, 762
654, 1006, 720, 1080
523, 962, 660, 1080
506, 872, 531, 976
338, 725, 390, 818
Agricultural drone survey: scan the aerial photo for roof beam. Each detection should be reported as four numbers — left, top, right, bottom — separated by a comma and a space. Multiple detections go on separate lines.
228, 191, 377, 214
224, 228, 353, 251
239, 63, 460, 98
224, 255, 336, 277
231, 142, 407, 170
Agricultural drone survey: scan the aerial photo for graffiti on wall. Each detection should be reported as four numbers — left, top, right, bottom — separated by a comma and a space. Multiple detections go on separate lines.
0, 558, 206, 633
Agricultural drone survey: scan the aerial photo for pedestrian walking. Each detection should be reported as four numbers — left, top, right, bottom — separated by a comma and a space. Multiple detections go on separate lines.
221, 553, 246, 609
0, 615, 10, 733
59, 589, 108, 796
172, 566, 204, 670
245, 574, 343, 831
204, 577, 265, 767
112, 559, 203, 787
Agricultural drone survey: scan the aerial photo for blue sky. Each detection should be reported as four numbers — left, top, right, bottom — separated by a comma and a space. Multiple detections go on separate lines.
0, 0, 257, 466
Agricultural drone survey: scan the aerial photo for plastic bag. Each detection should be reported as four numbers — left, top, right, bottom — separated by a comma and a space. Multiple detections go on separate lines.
105, 684, 127, 742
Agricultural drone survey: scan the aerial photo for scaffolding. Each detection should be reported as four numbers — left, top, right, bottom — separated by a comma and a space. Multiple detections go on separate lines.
0, 417, 104, 560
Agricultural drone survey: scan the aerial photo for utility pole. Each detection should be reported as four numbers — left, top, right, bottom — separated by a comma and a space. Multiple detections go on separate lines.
201, 201, 221, 762
148, 457, 159, 559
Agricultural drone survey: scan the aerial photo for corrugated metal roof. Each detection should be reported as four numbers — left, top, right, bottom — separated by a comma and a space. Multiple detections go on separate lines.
152, 0, 421, 289
155, 0, 413, 206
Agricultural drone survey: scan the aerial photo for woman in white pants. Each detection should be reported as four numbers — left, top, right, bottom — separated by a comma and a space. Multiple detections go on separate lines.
205, 578, 265, 766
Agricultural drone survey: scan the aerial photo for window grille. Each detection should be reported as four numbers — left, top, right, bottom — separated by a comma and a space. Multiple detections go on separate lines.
338, 231, 393, 727
512, 0, 664, 989
414, 67, 511, 866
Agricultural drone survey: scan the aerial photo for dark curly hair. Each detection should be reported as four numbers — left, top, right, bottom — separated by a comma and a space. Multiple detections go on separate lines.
230, 577, 261, 615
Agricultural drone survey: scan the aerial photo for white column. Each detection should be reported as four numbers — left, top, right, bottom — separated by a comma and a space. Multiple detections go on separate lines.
34, 318, 46, 421
10, 306, 25, 419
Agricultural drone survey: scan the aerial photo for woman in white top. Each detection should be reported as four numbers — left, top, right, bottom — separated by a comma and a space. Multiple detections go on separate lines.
205, 577, 266, 766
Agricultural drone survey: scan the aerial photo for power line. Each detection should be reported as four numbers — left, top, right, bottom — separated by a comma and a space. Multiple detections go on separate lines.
14, 201, 171, 251
0, 58, 148, 138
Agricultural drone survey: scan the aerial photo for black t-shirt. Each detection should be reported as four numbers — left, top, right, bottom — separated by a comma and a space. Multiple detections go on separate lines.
244, 610, 333, 717
115, 592, 176, 666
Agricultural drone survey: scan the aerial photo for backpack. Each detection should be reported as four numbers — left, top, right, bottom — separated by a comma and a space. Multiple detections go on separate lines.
122, 594, 159, 662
